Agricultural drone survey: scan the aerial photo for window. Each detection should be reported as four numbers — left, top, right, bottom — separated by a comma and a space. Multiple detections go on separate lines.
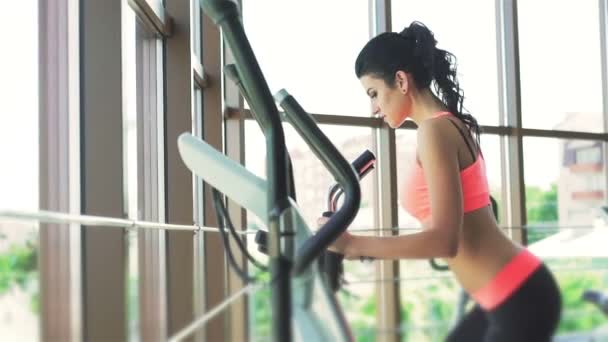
0, 1, 40, 339
518, 0, 603, 132
242, 1, 371, 116
524, 138, 608, 335
392, 0, 500, 126
524, 137, 606, 239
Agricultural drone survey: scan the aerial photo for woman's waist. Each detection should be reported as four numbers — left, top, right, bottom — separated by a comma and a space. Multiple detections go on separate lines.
448, 243, 524, 294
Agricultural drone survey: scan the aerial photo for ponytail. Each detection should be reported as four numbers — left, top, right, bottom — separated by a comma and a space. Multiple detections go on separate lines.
432, 49, 481, 146
401, 22, 481, 145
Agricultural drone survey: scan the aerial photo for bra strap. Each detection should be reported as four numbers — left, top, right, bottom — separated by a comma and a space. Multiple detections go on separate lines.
446, 119, 477, 161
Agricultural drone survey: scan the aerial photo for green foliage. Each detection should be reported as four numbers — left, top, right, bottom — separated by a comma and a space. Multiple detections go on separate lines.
250, 286, 272, 340
249, 270, 272, 341
399, 278, 457, 341
340, 290, 377, 342
249, 265, 608, 340
553, 268, 607, 333
526, 184, 559, 244
526, 183, 558, 223
0, 239, 39, 313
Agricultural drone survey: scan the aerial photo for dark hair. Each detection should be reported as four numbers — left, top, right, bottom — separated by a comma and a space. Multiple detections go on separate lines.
355, 21, 480, 145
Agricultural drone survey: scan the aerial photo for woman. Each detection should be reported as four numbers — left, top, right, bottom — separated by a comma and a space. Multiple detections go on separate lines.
322, 22, 561, 341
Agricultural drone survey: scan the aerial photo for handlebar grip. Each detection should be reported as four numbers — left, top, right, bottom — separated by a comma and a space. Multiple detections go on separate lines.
351, 149, 375, 176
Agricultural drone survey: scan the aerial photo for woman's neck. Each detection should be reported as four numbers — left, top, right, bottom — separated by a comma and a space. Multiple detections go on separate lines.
408, 88, 448, 126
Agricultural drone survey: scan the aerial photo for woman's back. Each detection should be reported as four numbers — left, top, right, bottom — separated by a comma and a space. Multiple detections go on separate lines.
424, 114, 522, 294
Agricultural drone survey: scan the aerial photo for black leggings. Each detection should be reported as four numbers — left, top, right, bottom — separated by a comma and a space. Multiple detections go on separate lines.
446, 264, 562, 342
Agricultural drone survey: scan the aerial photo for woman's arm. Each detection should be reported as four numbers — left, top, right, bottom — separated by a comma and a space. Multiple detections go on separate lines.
344, 229, 458, 259
330, 119, 464, 260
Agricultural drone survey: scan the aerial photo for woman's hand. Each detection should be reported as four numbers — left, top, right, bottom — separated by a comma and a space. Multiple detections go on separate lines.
316, 216, 358, 259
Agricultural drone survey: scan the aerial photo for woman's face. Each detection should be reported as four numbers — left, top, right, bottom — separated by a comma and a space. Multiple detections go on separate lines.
360, 73, 411, 128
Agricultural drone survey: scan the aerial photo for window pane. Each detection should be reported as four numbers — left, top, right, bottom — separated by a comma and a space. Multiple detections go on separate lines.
0, 220, 39, 341
547, 261, 608, 337
519, 1, 603, 132
391, 1, 500, 126
524, 139, 608, 337
243, 1, 371, 116
399, 261, 460, 341
338, 281, 377, 340
0, 0, 39, 339
524, 137, 606, 255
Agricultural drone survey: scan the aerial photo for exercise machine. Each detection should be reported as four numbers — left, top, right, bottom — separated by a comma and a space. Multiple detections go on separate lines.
180, 1, 361, 340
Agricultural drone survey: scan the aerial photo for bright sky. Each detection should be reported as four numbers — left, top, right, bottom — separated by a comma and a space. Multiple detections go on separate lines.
0, 0, 38, 210
1, 0, 605, 210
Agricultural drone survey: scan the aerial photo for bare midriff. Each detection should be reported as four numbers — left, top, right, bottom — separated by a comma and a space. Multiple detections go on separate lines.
441, 207, 524, 299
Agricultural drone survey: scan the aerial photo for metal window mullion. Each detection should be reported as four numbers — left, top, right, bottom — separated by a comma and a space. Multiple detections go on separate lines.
192, 88, 206, 342
370, 1, 401, 342
136, 25, 168, 341
165, 0, 196, 337
80, 0, 127, 340
497, 0, 526, 244
599, 0, 608, 198
201, 11, 228, 342
39, 0, 82, 340
127, 0, 173, 38
223, 1, 248, 339
192, 6, 206, 342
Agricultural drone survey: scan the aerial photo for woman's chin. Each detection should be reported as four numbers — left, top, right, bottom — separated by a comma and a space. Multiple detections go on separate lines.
390, 117, 407, 128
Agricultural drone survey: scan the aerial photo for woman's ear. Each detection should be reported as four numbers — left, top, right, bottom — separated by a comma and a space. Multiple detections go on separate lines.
395, 70, 409, 94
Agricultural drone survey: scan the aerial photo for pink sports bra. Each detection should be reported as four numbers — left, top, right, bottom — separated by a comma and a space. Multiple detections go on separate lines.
400, 112, 490, 223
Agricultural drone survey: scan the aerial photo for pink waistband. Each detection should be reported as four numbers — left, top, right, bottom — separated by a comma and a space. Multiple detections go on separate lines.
471, 249, 542, 311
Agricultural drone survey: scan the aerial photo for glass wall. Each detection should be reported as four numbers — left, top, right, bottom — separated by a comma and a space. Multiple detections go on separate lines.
242, 0, 372, 116
4, 0, 608, 340
524, 137, 608, 335
518, 0, 603, 132
0, 1, 40, 340
392, 0, 500, 126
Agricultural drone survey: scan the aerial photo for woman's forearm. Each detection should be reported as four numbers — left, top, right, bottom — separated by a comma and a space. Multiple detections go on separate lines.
347, 229, 457, 260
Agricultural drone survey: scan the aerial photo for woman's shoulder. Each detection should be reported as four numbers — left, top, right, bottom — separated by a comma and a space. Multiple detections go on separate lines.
416, 117, 460, 151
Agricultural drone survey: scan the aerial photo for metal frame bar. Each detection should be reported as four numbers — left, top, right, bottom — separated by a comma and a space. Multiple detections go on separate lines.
223, 1, 249, 339
599, 0, 608, 198
128, 0, 173, 38
80, 0, 126, 339
200, 6, 229, 342
192, 87, 206, 342
192, 4, 206, 342
0, 209, 254, 233
229, 108, 608, 140
497, 0, 527, 244
38, 0, 82, 339
168, 283, 262, 342
369, 1, 401, 341
165, 0, 196, 336
134, 20, 169, 341
193, 62, 208, 89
